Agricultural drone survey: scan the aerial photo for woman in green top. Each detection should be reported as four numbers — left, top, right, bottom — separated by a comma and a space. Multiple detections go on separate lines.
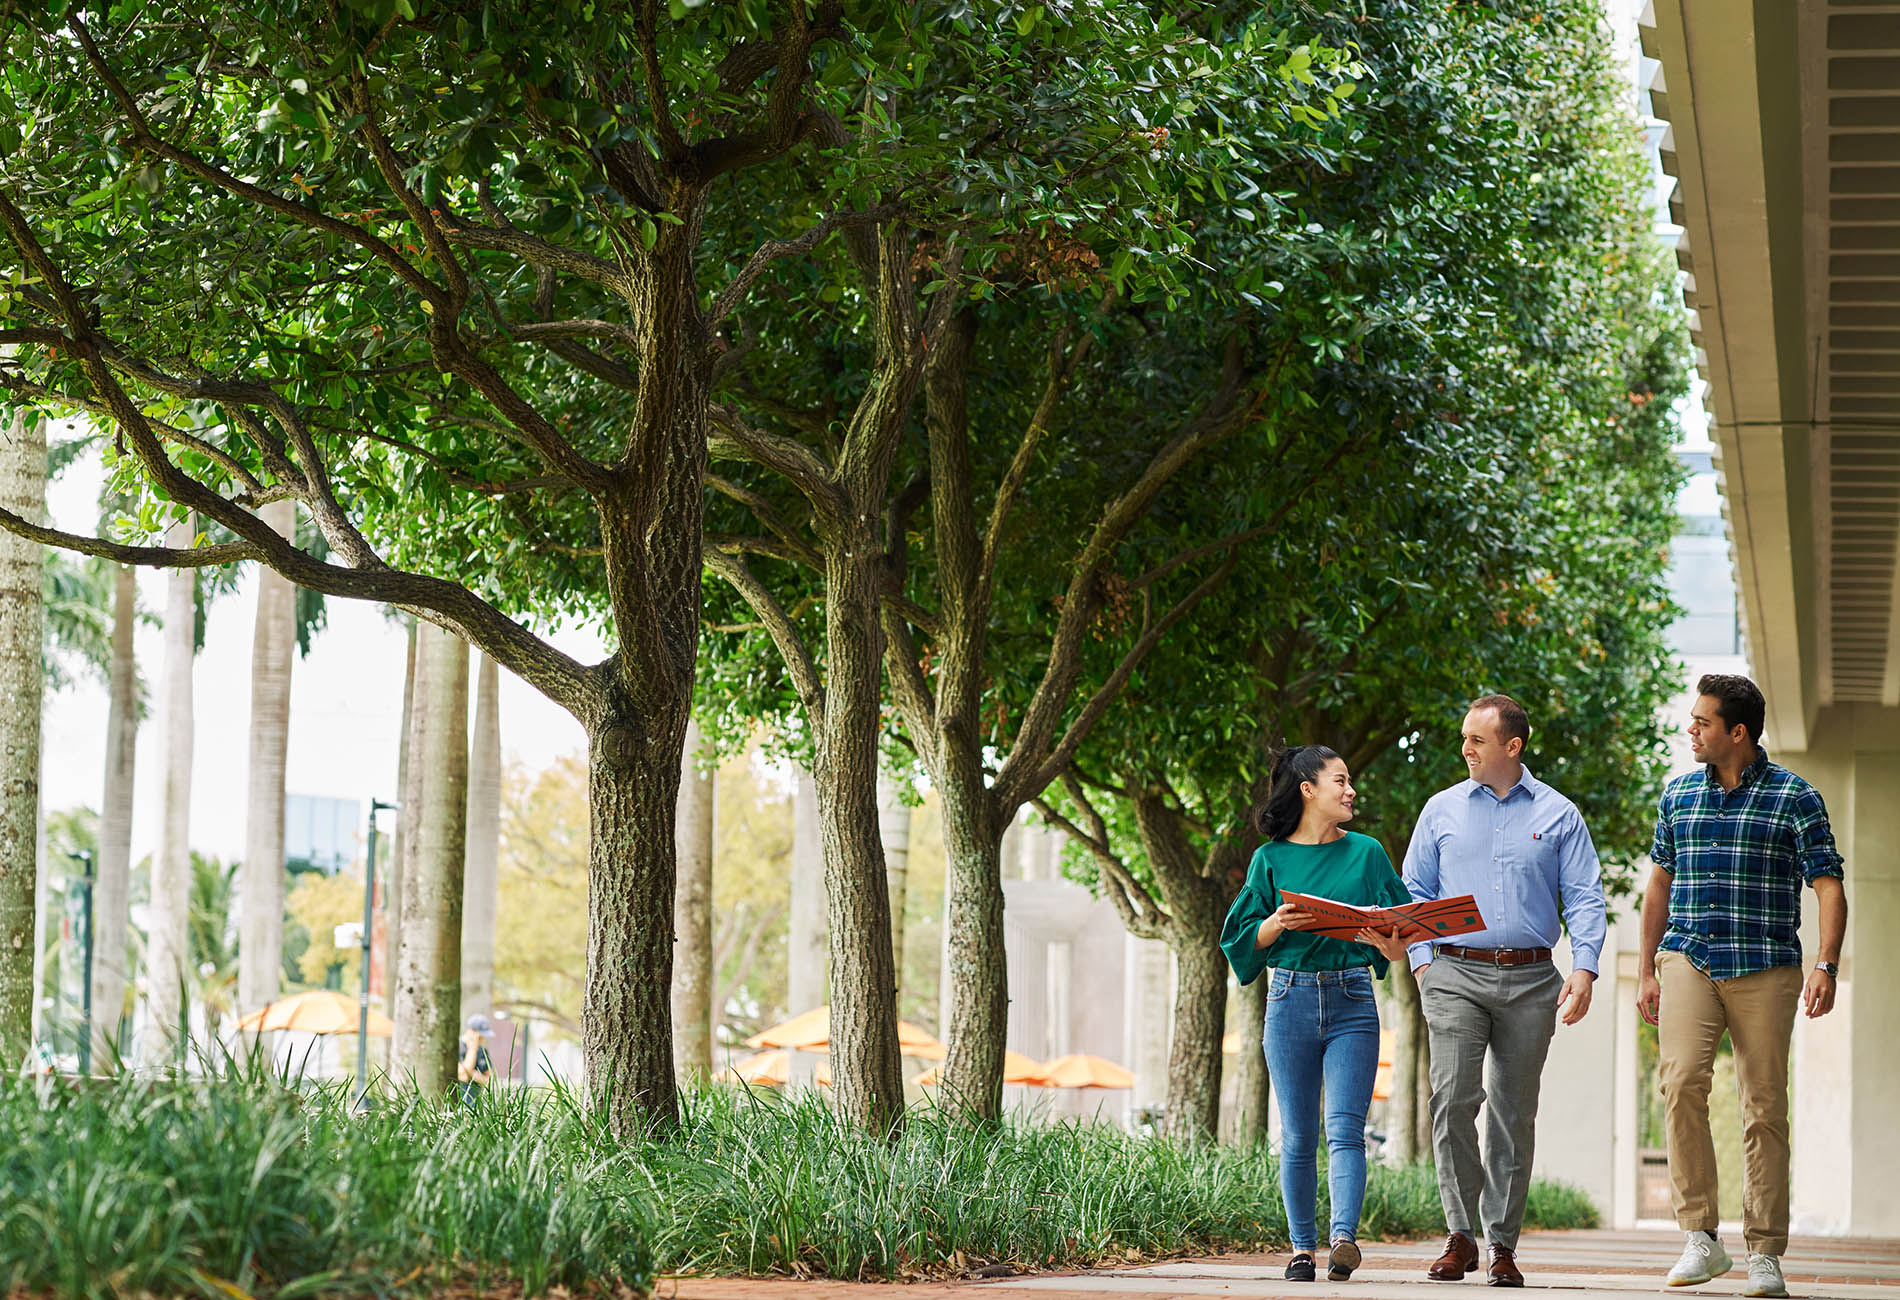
1221, 745, 1410, 1284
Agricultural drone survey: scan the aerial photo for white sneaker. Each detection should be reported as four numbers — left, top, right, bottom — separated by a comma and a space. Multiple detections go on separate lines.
1742, 1254, 1788, 1298
1667, 1231, 1734, 1287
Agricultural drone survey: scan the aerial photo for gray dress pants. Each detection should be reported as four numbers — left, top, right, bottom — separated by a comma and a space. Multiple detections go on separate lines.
1421, 955, 1563, 1250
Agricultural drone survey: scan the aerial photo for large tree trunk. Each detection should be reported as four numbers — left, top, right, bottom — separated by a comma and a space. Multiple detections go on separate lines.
671, 716, 714, 1083
812, 528, 905, 1134
142, 515, 196, 1068
0, 410, 44, 1064
392, 624, 466, 1096
91, 562, 137, 1067
389, 620, 427, 1023
1230, 971, 1271, 1145
787, 769, 826, 1014
878, 771, 911, 976
238, 499, 296, 1018
937, 762, 1008, 1121
1163, 907, 1229, 1142
461, 650, 500, 1024
582, 697, 687, 1137
1387, 961, 1431, 1164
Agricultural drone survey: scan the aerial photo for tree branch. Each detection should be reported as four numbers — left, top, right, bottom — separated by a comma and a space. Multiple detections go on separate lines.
702, 548, 825, 722
707, 403, 841, 515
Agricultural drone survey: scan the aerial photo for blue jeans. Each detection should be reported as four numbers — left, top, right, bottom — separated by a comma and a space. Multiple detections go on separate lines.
1262, 966, 1382, 1251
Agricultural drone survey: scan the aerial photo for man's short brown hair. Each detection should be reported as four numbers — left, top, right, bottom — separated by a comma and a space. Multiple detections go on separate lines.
1469, 693, 1530, 748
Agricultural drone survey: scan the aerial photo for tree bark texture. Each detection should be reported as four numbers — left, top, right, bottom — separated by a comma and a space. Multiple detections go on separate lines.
389, 619, 427, 1022
812, 517, 905, 1135
0, 410, 43, 1065
936, 765, 1008, 1120
1387, 961, 1431, 1164
583, 700, 687, 1137
1230, 971, 1271, 1146
392, 624, 466, 1096
787, 768, 827, 1014
238, 498, 296, 1017
1163, 916, 1230, 1143
142, 514, 195, 1068
671, 716, 714, 1083
878, 770, 911, 976
91, 562, 137, 1066
461, 650, 501, 1023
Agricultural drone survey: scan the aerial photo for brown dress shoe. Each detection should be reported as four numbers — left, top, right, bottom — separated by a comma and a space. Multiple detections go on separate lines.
1488, 1245, 1524, 1288
1428, 1233, 1481, 1281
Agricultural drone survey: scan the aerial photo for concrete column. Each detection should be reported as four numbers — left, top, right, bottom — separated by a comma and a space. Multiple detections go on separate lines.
787, 769, 827, 1014
1844, 748, 1899, 1235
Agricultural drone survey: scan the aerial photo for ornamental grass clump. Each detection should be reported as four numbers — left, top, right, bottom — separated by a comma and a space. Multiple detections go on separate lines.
0, 1068, 651, 1300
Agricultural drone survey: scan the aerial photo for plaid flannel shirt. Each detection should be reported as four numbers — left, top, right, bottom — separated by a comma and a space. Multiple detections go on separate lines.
1651, 748, 1844, 980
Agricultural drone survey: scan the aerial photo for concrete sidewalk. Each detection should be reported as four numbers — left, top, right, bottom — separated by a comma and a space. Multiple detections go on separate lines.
667, 1229, 1900, 1300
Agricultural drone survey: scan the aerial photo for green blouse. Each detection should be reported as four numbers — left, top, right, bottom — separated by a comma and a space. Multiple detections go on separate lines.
1220, 831, 1411, 985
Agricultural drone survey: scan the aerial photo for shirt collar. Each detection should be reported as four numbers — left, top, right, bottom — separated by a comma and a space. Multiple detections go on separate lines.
1703, 746, 1771, 793
1465, 764, 1539, 802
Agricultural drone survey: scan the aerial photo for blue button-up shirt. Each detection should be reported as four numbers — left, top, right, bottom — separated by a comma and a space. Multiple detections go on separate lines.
1401, 766, 1607, 974
1651, 748, 1842, 981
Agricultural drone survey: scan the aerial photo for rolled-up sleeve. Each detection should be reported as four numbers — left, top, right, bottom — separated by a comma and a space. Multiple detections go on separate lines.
1651, 787, 1677, 875
1221, 851, 1276, 987
1557, 807, 1607, 976
1401, 807, 1441, 972
1791, 787, 1845, 884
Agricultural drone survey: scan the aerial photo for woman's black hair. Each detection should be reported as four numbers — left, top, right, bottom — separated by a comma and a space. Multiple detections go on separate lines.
1255, 744, 1343, 841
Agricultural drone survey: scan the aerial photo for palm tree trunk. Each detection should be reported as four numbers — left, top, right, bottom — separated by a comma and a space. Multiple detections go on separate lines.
671, 716, 713, 1082
143, 515, 195, 1068
787, 769, 826, 1014
238, 499, 296, 1018
392, 623, 466, 1095
461, 650, 500, 1023
878, 770, 911, 977
0, 410, 45, 1064
91, 562, 137, 1067
389, 619, 427, 1024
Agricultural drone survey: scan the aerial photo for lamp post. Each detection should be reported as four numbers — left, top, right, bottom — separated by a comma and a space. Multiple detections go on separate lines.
67, 851, 95, 1077
355, 799, 395, 1110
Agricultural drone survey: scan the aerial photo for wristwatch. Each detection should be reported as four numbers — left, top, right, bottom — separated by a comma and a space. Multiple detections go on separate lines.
1817, 961, 1839, 979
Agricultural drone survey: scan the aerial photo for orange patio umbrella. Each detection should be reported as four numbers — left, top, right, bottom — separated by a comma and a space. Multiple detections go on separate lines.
915, 1050, 1047, 1088
235, 990, 393, 1037
1038, 1053, 1135, 1089
744, 1005, 948, 1059
1221, 1028, 1397, 1100
719, 1048, 833, 1088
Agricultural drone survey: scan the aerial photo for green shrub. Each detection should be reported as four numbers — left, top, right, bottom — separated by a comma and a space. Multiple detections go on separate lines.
0, 1073, 1602, 1298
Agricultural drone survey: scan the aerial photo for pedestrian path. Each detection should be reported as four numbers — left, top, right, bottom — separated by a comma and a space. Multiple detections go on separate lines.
667, 1229, 1900, 1300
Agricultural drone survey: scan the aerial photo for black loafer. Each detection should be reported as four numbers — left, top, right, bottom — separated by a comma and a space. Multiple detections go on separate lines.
1286, 1252, 1317, 1282
1330, 1237, 1363, 1281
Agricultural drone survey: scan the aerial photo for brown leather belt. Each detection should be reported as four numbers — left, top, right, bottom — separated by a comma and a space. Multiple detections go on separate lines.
1437, 943, 1551, 967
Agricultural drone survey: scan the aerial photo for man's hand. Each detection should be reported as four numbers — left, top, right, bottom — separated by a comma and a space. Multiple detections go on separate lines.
1803, 966, 1838, 1019
1637, 971, 1661, 1025
1557, 969, 1596, 1025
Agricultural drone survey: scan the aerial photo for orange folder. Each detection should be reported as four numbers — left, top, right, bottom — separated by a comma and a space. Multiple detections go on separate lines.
1279, 890, 1486, 944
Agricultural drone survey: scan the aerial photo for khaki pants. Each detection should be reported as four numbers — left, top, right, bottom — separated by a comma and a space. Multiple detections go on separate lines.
1656, 950, 1803, 1255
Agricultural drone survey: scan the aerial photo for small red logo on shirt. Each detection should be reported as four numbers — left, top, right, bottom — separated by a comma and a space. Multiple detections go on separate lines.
1531, 832, 1542, 839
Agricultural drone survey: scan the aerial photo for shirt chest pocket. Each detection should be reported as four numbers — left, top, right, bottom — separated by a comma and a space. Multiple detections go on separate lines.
1517, 822, 1564, 872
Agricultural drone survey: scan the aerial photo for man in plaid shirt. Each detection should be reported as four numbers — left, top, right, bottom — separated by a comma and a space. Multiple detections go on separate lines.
1637, 674, 1846, 1300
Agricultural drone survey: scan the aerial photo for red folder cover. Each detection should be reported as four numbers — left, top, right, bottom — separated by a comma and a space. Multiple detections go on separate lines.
1279, 890, 1487, 945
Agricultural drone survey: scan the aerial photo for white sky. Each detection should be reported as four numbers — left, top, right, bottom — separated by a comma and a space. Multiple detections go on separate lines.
44, 444, 606, 866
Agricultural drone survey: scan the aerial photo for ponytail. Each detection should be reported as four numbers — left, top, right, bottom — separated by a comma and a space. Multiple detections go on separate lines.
1254, 744, 1342, 841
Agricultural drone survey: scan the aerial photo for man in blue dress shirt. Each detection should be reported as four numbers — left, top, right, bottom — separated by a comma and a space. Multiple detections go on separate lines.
1402, 694, 1607, 1289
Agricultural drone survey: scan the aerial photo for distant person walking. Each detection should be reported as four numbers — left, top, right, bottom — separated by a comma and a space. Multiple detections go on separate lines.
457, 1014, 494, 1104
1222, 745, 1412, 1285
1639, 674, 1845, 1300
1403, 694, 1605, 1288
